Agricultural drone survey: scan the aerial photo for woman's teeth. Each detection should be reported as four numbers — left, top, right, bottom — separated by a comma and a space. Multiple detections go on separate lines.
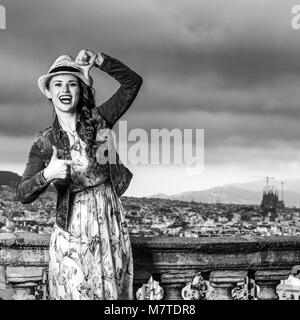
59, 96, 72, 104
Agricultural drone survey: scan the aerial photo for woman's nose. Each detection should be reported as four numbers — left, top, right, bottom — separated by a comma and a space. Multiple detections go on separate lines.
62, 83, 70, 92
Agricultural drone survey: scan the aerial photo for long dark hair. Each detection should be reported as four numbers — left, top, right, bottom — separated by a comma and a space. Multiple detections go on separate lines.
76, 80, 100, 173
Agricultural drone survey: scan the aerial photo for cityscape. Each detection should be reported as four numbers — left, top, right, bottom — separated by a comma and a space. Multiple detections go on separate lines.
1, 178, 300, 238
0, 172, 300, 300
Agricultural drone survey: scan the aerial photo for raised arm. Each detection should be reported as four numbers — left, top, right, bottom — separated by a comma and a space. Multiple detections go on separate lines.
16, 133, 51, 204
75, 50, 143, 128
94, 53, 143, 127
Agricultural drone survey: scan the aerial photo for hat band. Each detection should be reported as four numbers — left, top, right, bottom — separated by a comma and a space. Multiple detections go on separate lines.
49, 66, 81, 74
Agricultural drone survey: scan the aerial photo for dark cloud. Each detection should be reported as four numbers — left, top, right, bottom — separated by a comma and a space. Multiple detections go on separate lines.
125, 110, 300, 148
1, 0, 300, 188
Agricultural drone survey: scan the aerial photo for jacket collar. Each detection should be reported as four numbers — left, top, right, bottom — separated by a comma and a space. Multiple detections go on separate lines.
51, 113, 84, 142
51, 115, 62, 142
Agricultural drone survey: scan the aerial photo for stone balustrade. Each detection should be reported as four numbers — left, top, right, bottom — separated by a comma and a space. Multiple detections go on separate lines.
0, 233, 299, 300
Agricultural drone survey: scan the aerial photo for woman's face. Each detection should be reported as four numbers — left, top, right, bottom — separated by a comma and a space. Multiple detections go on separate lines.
46, 74, 80, 113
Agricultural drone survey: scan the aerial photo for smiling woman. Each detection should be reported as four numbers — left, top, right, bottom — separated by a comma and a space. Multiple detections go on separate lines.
16, 49, 143, 300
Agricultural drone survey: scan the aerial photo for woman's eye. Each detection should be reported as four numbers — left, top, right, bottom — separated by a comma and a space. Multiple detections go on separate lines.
54, 83, 62, 87
70, 83, 78, 87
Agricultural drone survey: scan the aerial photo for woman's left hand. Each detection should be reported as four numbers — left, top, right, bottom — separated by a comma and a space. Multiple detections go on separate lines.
75, 49, 97, 79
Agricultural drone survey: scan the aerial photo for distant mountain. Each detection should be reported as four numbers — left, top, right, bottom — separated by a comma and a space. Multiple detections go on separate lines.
0, 171, 21, 187
150, 193, 171, 199
148, 184, 300, 207
149, 186, 260, 204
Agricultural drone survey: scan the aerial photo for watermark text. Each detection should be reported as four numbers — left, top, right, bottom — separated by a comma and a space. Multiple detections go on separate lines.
95, 121, 204, 175
0, 5, 6, 30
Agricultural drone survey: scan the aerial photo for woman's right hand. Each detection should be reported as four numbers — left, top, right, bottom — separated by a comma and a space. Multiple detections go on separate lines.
43, 146, 81, 181
75, 49, 98, 79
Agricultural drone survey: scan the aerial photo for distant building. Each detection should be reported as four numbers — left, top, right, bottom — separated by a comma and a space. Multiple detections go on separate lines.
261, 186, 278, 213
260, 184, 285, 222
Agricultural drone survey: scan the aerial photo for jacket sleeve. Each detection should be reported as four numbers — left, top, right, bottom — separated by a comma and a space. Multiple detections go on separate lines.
16, 133, 51, 204
94, 53, 143, 128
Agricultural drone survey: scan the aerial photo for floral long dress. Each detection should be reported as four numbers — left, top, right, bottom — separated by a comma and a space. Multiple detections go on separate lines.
48, 130, 133, 300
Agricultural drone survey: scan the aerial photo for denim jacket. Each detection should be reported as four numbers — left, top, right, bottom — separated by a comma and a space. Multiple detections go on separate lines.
16, 53, 143, 231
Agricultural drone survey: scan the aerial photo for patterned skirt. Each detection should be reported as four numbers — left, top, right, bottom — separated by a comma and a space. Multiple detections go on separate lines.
48, 183, 134, 300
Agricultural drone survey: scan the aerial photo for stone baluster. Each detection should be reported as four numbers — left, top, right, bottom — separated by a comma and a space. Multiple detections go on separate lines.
160, 270, 197, 300
0, 265, 15, 300
163, 283, 183, 300
6, 266, 45, 300
12, 283, 36, 300
209, 271, 248, 300
254, 270, 291, 300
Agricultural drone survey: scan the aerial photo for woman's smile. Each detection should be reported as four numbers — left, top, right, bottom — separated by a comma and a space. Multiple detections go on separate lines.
59, 94, 73, 104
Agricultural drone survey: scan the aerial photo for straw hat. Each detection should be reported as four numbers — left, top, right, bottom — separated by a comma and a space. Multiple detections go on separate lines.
38, 54, 92, 96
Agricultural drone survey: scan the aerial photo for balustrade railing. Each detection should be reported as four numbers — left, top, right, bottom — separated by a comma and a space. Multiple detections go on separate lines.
0, 233, 299, 300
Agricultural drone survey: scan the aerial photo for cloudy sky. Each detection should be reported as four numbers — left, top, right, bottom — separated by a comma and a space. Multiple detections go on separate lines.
1, 0, 300, 196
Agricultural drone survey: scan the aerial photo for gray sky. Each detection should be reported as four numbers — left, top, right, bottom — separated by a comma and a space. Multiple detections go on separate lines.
1, 0, 300, 196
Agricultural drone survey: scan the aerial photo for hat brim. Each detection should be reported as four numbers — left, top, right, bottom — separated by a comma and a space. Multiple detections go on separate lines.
38, 71, 92, 96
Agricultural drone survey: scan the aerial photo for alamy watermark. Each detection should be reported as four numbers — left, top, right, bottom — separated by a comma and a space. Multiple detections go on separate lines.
94, 121, 204, 175
291, 5, 300, 30
0, 5, 6, 30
